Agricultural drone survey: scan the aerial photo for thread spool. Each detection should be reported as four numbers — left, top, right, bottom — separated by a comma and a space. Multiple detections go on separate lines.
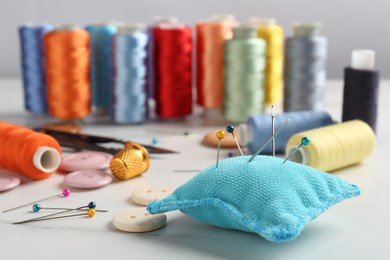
153, 20, 193, 118
284, 22, 327, 112
196, 15, 235, 112
44, 25, 91, 120
19, 23, 54, 114
250, 17, 284, 105
238, 111, 333, 154
111, 23, 148, 124
342, 50, 379, 132
86, 22, 117, 114
224, 24, 266, 123
285, 120, 375, 172
0, 122, 61, 180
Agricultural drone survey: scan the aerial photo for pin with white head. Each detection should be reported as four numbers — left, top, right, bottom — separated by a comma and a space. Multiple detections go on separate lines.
283, 137, 310, 164
13, 209, 96, 224
13, 201, 97, 224
271, 105, 276, 157
2, 189, 71, 213
226, 125, 244, 156
216, 130, 226, 168
248, 119, 290, 162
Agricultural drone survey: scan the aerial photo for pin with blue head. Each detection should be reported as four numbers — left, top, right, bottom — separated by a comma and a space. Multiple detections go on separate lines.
32, 201, 107, 213
283, 137, 310, 164
226, 125, 244, 156
216, 130, 226, 168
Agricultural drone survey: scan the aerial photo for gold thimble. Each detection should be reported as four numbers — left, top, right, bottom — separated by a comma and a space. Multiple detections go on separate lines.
110, 142, 150, 180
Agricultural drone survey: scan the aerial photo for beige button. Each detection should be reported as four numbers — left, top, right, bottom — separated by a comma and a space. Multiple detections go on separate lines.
131, 187, 173, 206
112, 207, 166, 233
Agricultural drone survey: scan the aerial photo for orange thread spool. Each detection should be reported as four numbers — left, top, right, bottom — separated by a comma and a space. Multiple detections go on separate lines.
199, 19, 234, 108
0, 122, 62, 180
44, 26, 91, 119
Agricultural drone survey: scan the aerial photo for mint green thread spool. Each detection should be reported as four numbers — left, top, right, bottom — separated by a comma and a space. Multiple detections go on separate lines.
224, 25, 266, 123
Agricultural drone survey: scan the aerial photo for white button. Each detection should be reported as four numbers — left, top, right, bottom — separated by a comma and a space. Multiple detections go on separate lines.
112, 207, 166, 232
0, 175, 20, 192
131, 187, 173, 206
63, 169, 113, 189
60, 151, 113, 172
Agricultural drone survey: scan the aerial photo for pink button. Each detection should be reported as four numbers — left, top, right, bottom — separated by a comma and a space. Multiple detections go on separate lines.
63, 170, 113, 189
0, 175, 21, 192
60, 151, 113, 172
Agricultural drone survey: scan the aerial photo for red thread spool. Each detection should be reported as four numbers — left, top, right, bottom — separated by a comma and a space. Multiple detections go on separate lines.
0, 122, 62, 180
153, 23, 192, 118
44, 25, 91, 120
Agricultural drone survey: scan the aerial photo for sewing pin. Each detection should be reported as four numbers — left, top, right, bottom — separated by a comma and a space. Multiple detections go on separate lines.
13, 201, 97, 224
13, 209, 96, 224
226, 125, 244, 156
32, 203, 108, 213
271, 105, 276, 157
283, 137, 310, 163
2, 189, 71, 213
216, 130, 226, 168
248, 119, 290, 162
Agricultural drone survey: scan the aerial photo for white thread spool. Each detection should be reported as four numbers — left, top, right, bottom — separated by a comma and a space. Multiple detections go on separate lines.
351, 49, 375, 70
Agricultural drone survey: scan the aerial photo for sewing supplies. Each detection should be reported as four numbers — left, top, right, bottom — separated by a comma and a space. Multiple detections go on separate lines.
153, 20, 192, 118
131, 187, 173, 206
284, 22, 327, 112
42, 122, 82, 133
86, 22, 117, 114
2, 189, 70, 213
44, 25, 91, 119
216, 130, 226, 167
14, 209, 96, 224
59, 151, 113, 172
202, 130, 240, 148
196, 16, 235, 118
248, 118, 290, 162
112, 23, 149, 124
238, 111, 333, 154
224, 24, 266, 122
35, 128, 176, 154
112, 207, 167, 233
250, 18, 284, 105
342, 50, 380, 132
271, 105, 276, 156
32, 203, 108, 213
0, 122, 62, 180
0, 175, 21, 192
13, 201, 97, 224
110, 143, 150, 180
225, 125, 244, 156
19, 24, 53, 114
285, 120, 375, 172
148, 155, 360, 242
283, 137, 310, 163
63, 169, 113, 189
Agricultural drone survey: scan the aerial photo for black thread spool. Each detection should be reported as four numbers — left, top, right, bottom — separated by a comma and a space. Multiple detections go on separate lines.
342, 50, 379, 133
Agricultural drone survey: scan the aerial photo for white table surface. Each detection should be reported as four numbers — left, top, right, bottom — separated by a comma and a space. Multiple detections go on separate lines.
0, 79, 389, 260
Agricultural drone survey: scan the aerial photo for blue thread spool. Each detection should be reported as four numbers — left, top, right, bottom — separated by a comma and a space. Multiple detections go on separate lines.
86, 23, 117, 114
19, 24, 54, 114
111, 23, 149, 124
237, 111, 333, 154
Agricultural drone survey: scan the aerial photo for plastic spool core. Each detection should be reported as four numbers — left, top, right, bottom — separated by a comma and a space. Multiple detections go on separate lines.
153, 16, 178, 24
237, 124, 252, 146
233, 25, 257, 39
33, 146, 61, 173
351, 49, 375, 70
249, 17, 276, 27
211, 14, 236, 22
55, 24, 80, 31
118, 23, 146, 34
293, 22, 322, 37
286, 145, 309, 165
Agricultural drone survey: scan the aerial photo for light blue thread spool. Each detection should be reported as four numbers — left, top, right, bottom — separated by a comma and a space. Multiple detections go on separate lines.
111, 23, 149, 124
284, 23, 328, 112
86, 23, 117, 114
19, 23, 54, 114
237, 111, 333, 154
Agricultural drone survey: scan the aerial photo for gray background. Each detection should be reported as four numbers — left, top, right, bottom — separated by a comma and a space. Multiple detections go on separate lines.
0, 0, 388, 78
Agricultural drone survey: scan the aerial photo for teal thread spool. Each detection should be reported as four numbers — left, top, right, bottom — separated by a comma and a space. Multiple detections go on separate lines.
224, 25, 266, 123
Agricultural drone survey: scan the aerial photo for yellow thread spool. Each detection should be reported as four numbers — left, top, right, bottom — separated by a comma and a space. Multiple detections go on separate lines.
250, 18, 284, 104
285, 120, 375, 172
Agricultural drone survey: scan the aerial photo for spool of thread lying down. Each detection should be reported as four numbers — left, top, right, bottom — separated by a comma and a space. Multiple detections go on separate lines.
285, 120, 375, 172
238, 111, 333, 154
0, 122, 62, 180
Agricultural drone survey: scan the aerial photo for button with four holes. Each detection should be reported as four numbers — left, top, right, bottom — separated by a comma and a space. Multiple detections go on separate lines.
131, 187, 173, 206
112, 207, 167, 232
60, 151, 113, 172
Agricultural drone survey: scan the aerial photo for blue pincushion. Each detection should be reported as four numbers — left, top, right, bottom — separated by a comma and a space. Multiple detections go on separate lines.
147, 156, 360, 242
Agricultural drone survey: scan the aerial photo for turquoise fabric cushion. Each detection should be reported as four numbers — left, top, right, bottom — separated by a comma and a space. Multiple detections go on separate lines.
147, 156, 360, 242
